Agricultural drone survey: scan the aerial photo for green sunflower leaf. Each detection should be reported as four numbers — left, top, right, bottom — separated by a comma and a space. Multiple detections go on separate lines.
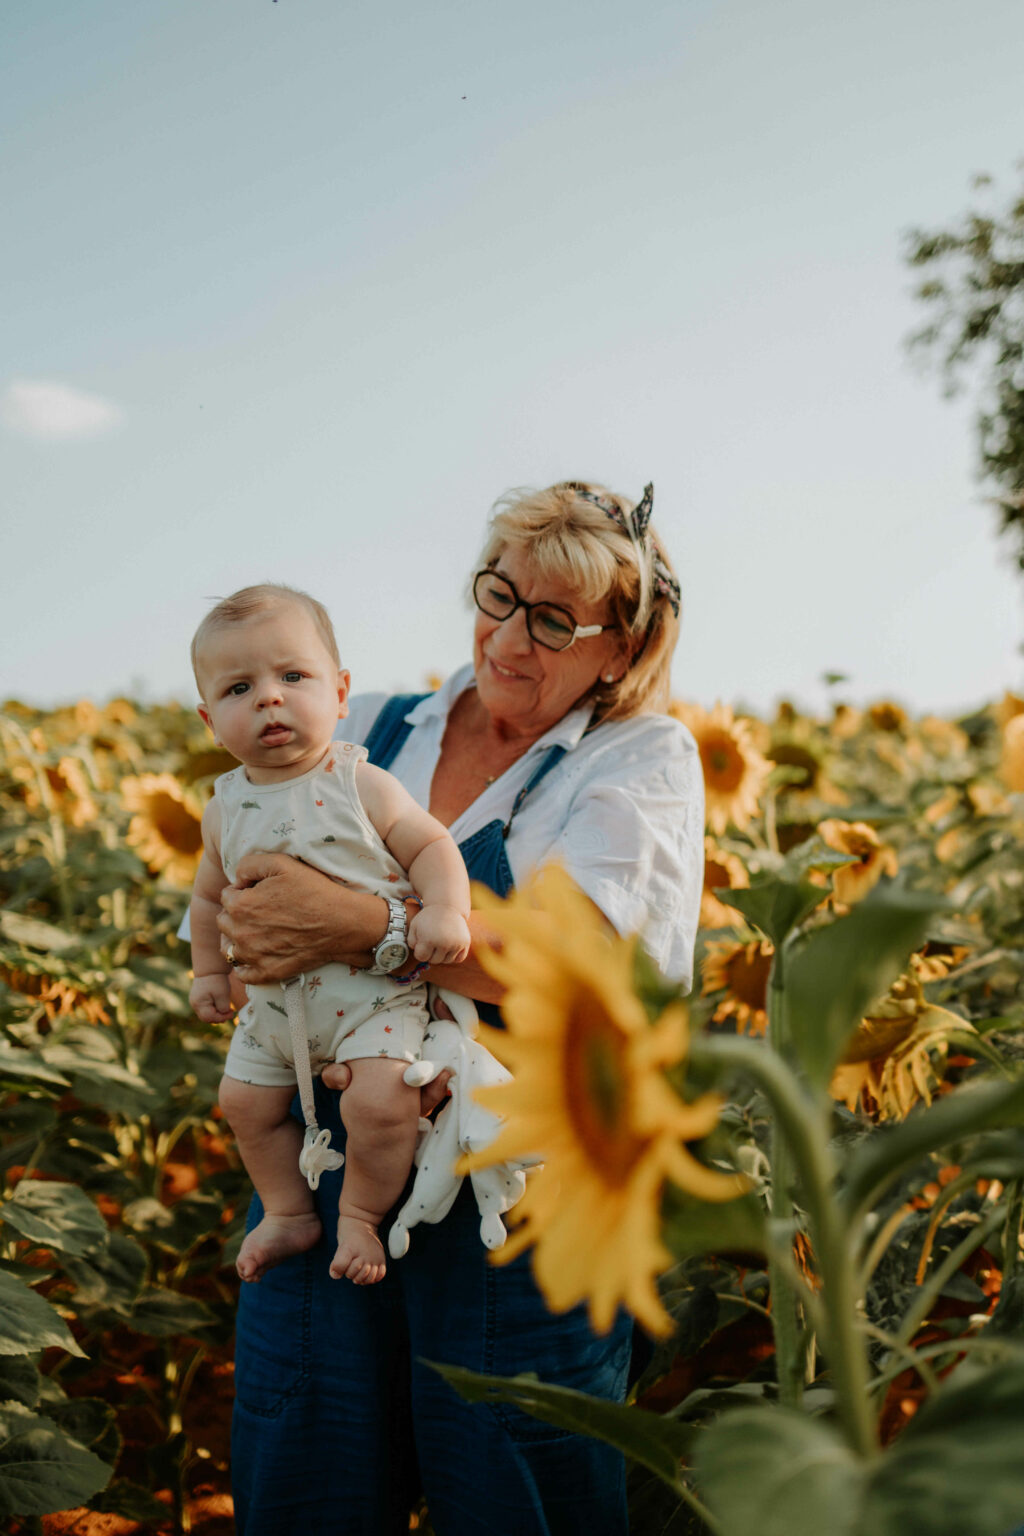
696, 1361, 1024, 1536
695, 1405, 864, 1536
429, 1363, 694, 1492
0, 1402, 111, 1518
784, 882, 944, 1089
721, 877, 824, 949
0, 1269, 85, 1358
2, 1179, 109, 1257
127, 1286, 218, 1337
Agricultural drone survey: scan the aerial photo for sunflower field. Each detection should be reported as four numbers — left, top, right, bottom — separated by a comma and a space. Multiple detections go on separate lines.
1, 689, 1024, 1534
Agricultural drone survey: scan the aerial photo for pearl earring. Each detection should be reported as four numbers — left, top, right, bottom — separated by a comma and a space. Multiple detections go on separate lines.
603, 673, 615, 684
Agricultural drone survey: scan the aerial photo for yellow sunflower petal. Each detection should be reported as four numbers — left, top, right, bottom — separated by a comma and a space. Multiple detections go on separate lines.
463, 863, 743, 1333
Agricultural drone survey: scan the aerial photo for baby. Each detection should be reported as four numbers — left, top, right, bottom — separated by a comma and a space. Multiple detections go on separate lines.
188, 583, 471, 1286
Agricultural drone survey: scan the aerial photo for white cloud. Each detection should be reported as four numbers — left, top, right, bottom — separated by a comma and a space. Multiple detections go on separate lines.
0, 379, 124, 441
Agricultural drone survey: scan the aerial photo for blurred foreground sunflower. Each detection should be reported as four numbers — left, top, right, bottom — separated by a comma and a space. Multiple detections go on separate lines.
121, 773, 204, 885
462, 864, 745, 1336
670, 701, 772, 835
830, 967, 974, 1121
701, 938, 773, 1036
817, 819, 898, 905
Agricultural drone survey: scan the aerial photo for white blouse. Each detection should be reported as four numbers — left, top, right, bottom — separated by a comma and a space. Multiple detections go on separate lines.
341, 665, 704, 990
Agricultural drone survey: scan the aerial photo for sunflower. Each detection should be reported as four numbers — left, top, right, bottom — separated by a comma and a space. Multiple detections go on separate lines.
103, 698, 138, 727
995, 691, 1024, 729
461, 864, 745, 1336
701, 938, 773, 1036
0, 963, 110, 1026
670, 701, 772, 835
868, 701, 907, 733
999, 714, 1024, 794
829, 966, 973, 1121
967, 781, 1011, 818
700, 836, 750, 929
42, 699, 108, 744
121, 773, 204, 885
830, 703, 863, 740
914, 715, 969, 758
179, 746, 241, 784
12, 753, 98, 828
766, 728, 845, 808
817, 819, 898, 905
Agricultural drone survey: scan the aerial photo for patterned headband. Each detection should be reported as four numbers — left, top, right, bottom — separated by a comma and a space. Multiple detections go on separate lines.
566, 481, 681, 618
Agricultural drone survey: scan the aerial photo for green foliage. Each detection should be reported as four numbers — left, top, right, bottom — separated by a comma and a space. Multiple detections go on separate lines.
0, 1401, 112, 1519
0, 701, 243, 1524
2, 689, 1022, 1531
697, 1358, 1024, 1536
906, 168, 1024, 571
447, 694, 1024, 1532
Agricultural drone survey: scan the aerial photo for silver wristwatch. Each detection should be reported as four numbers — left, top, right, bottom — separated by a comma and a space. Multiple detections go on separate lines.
368, 896, 411, 975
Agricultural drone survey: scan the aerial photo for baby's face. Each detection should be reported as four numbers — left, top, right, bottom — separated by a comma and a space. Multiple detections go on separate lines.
196, 604, 349, 783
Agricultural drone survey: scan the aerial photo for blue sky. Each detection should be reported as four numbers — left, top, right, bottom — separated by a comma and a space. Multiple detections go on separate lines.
3, 0, 1023, 716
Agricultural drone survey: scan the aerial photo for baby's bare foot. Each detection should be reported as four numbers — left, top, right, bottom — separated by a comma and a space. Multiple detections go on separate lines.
330, 1214, 387, 1284
236, 1212, 322, 1283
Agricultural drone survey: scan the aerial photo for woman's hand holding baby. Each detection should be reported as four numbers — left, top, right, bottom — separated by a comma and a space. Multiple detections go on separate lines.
217, 852, 386, 984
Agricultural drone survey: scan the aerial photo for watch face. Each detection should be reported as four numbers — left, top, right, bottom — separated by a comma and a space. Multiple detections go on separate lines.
376, 940, 411, 972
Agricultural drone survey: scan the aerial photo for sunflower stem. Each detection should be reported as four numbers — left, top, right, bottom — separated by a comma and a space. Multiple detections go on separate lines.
764, 786, 780, 857
764, 947, 805, 1405
691, 1032, 878, 1460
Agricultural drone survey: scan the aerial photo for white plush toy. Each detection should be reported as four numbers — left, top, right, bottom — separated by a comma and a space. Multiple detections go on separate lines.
387, 989, 529, 1260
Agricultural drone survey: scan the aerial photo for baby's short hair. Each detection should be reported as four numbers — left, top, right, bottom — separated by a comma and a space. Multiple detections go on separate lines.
191, 583, 340, 691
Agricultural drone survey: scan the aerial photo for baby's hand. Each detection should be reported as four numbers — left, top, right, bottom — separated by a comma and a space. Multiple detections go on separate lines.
190, 972, 236, 1023
408, 905, 471, 965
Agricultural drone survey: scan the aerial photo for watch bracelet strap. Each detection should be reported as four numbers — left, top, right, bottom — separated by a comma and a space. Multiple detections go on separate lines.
367, 893, 421, 975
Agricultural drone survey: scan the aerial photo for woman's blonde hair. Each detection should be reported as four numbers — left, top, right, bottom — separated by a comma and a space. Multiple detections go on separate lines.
475, 481, 680, 722
190, 583, 340, 692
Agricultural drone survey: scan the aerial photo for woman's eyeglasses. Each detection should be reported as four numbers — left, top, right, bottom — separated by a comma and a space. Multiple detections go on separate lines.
472, 570, 606, 653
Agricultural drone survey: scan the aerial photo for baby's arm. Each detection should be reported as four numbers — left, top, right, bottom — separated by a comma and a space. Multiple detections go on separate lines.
190, 799, 236, 1023
357, 763, 471, 965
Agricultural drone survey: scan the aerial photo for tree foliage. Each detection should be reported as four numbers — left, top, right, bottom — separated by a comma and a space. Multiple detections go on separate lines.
906, 168, 1024, 571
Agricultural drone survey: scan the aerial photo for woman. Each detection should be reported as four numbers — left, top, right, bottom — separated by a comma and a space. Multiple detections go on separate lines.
217, 480, 704, 1536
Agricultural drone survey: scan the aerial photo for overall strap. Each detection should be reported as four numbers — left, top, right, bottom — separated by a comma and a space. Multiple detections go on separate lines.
363, 692, 431, 770
502, 744, 566, 837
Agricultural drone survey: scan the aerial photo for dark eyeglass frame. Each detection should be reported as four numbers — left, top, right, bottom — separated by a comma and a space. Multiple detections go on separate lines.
472, 569, 606, 652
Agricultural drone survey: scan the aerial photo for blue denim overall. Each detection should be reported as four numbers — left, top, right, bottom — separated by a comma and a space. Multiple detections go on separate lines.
230, 695, 633, 1536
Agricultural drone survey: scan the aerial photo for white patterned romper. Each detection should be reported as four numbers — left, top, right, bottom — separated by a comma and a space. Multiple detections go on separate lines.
220, 743, 429, 1088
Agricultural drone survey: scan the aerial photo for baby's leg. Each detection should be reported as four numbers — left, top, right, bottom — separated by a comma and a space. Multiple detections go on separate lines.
219, 1076, 322, 1283
331, 1058, 421, 1284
